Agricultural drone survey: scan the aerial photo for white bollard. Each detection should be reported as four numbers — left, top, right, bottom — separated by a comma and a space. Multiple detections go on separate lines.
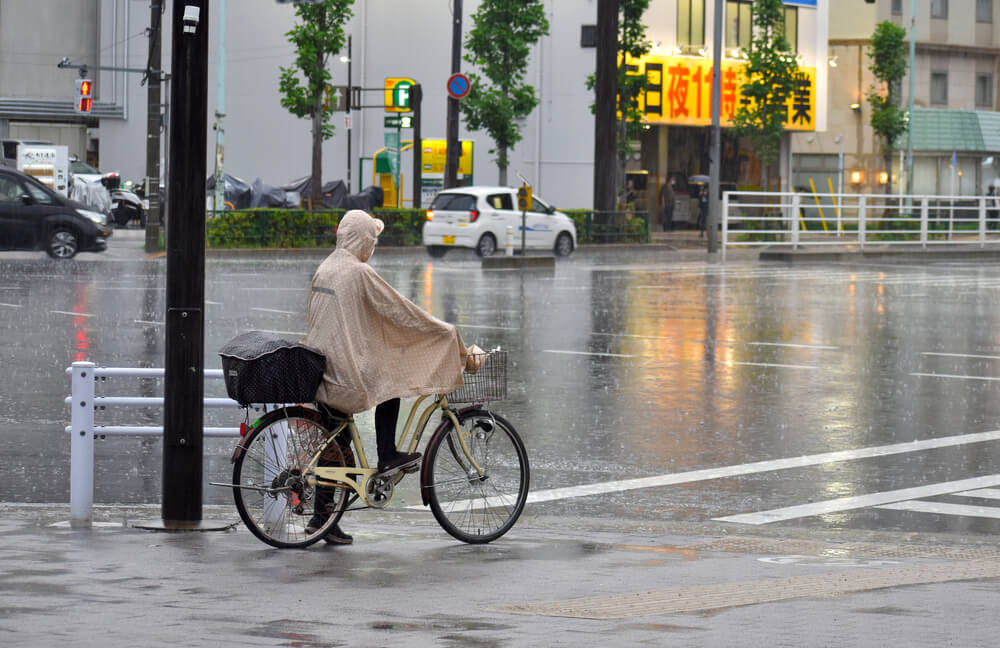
505, 226, 514, 256
70, 361, 96, 527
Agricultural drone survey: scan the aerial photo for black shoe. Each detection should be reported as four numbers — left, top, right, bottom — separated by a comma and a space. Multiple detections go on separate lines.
305, 516, 354, 545
322, 523, 353, 545
377, 451, 421, 475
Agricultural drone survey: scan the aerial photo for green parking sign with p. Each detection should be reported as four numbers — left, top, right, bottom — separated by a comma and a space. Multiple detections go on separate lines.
384, 77, 415, 112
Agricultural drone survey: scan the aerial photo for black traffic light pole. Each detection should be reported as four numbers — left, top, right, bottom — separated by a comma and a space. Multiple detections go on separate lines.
411, 84, 422, 208
156, 0, 213, 529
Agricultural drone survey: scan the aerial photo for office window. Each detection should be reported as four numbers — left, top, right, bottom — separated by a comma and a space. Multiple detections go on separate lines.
726, 0, 753, 50
580, 25, 596, 48
977, 74, 994, 107
783, 7, 798, 52
977, 0, 993, 23
892, 0, 902, 15
931, 0, 948, 19
678, 0, 705, 47
931, 72, 948, 105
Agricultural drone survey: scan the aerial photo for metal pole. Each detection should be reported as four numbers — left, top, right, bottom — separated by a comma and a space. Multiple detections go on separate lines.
69, 361, 96, 527
412, 83, 423, 208
346, 35, 352, 195
163, 0, 208, 525
443, 0, 462, 188
213, 0, 226, 215
144, 1, 163, 253
906, 0, 915, 195
707, 0, 723, 253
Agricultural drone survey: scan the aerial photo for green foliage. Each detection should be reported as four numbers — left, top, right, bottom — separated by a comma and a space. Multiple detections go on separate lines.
205, 208, 427, 249
278, 0, 354, 141
866, 21, 909, 151
730, 0, 799, 168
562, 209, 648, 243
461, 0, 549, 176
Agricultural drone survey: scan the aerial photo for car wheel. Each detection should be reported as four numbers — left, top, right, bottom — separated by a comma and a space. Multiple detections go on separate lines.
47, 228, 79, 259
475, 234, 497, 257
426, 246, 447, 258
554, 232, 574, 257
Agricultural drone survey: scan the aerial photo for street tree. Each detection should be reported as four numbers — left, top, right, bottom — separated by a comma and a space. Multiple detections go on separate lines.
278, 0, 354, 208
461, 0, 549, 186
866, 20, 908, 196
587, 0, 651, 206
730, 0, 799, 191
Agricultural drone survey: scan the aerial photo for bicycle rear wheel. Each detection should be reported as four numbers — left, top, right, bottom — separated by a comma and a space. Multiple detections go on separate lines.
232, 406, 349, 548
424, 409, 529, 544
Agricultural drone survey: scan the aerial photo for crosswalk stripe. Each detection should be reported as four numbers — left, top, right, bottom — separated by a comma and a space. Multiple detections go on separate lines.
876, 500, 1000, 520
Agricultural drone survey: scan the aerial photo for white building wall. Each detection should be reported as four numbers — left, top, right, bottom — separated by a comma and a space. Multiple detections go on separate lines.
94, 0, 825, 209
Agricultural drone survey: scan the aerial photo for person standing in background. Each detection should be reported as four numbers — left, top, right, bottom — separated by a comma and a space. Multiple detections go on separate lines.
659, 177, 675, 232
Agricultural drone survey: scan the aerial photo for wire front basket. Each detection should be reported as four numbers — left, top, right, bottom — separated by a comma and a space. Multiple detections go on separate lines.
445, 350, 508, 403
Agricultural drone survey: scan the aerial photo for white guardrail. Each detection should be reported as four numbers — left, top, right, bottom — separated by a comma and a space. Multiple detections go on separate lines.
65, 361, 245, 526
722, 191, 1000, 259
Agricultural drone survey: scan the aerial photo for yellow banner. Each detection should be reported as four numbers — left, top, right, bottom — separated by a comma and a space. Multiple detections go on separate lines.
625, 54, 816, 132
420, 139, 473, 175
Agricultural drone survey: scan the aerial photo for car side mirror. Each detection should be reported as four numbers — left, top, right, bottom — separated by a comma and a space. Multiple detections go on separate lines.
19, 194, 33, 206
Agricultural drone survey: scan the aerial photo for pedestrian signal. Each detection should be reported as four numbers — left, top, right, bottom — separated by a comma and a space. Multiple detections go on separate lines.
75, 78, 93, 114
517, 185, 532, 211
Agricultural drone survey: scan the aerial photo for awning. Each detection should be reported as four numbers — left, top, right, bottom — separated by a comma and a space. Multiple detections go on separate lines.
910, 108, 1000, 153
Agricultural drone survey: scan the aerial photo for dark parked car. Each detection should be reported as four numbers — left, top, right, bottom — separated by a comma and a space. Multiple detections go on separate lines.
0, 167, 112, 259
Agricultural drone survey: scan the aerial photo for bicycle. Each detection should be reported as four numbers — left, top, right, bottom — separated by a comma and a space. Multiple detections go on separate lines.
225, 350, 530, 549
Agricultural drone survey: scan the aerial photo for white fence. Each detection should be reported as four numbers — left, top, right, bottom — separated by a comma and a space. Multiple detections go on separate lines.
65, 361, 244, 526
721, 192, 1000, 258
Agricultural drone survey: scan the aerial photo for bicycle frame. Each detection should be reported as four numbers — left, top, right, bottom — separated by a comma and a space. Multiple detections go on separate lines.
308, 394, 485, 508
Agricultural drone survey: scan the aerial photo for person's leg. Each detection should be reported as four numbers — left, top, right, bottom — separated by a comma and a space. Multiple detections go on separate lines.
374, 397, 401, 459
307, 402, 355, 544
375, 398, 420, 473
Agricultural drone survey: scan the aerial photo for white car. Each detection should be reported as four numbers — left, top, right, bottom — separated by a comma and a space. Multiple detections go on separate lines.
422, 186, 577, 258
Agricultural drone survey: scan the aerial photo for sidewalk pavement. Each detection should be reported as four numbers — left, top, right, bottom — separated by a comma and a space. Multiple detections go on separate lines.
2, 502, 998, 647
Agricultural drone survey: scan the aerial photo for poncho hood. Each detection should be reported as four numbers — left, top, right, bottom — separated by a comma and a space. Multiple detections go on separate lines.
337, 209, 384, 262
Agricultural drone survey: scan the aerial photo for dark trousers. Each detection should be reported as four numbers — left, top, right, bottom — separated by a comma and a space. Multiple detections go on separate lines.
661, 205, 674, 232
319, 397, 400, 461
374, 398, 401, 460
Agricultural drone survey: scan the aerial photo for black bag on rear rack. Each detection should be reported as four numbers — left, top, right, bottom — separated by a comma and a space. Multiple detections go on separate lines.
219, 331, 326, 406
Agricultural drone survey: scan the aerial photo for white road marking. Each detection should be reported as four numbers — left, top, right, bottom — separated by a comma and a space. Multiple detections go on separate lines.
910, 372, 1000, 382
412, 430, 1000, 512
922, 352, 1000, 360
876, 500, 1000, 520
746, 342, 840, 350
134, 319, 165, 326
542, 349, 636, 358
727, 361, 818, 370
205, 300, 221, 305
50, 310, 94, 318
0, 302, 23, 308
954, 488, 1000, 500
715, 474, 1000, 525
251, 307, 299, 315
459, 324, 522, 331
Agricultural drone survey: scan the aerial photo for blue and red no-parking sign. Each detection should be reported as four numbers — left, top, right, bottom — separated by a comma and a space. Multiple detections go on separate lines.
447, 73, 471, 100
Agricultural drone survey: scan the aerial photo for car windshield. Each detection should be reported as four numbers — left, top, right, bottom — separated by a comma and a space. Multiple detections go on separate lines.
533, 195, 552, 212
430, 193, 476, 211
71, 160, 101, 174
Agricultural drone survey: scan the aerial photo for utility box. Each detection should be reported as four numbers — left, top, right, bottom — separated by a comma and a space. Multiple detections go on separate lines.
17, 144, 70, 196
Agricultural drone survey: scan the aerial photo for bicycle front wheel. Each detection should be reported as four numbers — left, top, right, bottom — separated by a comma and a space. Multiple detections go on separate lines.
424, 409, 529, 544
232, 406, 349, 549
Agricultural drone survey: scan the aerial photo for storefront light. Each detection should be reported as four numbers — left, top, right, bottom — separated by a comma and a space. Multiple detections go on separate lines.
878, 172, 888, 185
851, 170, 864, 184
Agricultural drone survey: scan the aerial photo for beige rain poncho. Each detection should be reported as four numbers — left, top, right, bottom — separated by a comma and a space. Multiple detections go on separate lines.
304, 210, 471, 413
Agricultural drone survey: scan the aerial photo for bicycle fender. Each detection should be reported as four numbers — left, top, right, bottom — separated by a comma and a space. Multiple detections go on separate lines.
418, 406, 481, 506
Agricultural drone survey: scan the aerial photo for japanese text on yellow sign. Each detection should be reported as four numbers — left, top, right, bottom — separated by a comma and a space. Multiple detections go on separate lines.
625, 54, 816, 131
421, 139, 473, 175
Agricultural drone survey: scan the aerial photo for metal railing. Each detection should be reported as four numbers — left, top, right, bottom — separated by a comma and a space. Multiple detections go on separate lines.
722, 191, 1000, 259
65, 361, 245, 526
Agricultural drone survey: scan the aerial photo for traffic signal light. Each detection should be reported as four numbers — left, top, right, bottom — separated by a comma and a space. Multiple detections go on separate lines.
75, 78, 93, 114
517, 185, 532, 211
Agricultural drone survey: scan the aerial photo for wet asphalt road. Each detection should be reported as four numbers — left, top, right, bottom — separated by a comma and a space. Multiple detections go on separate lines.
3, 235, 1000, 540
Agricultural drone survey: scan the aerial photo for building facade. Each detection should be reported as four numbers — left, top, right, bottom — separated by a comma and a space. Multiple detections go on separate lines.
0, 0, 829, 211
795, 0, 1000, 198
